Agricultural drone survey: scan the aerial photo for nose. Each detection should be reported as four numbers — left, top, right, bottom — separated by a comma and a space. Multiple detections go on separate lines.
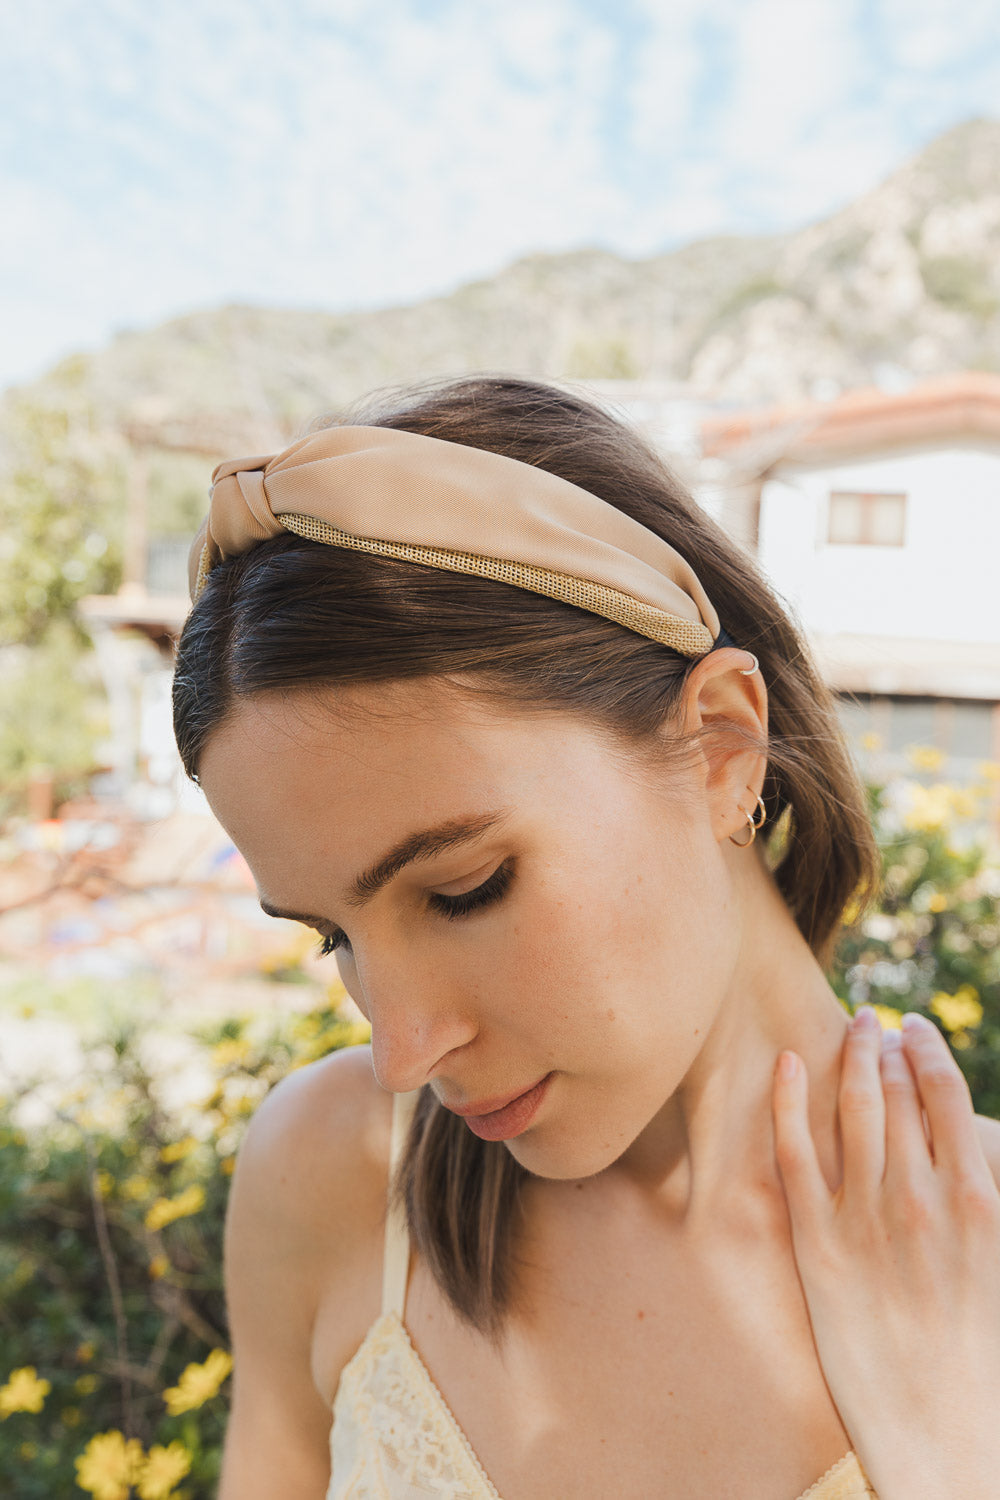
355, 962, 479, 1094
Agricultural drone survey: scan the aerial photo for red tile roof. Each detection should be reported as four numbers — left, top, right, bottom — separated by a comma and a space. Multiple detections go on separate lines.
700, 372, 1000, 466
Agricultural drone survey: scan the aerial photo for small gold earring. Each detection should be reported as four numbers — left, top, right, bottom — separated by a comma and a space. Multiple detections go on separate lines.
739, 653, 759, 676
729, 810, 757, 847
751, 793, 767, 829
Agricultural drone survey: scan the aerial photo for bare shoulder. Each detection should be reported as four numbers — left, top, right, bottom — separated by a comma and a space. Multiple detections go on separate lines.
230, 1042, 392, 1253
217, 1047, 393, 1497
974, 1112, 1000, 1190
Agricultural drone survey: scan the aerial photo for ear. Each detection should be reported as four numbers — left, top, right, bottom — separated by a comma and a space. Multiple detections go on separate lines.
678, 648, 768, 846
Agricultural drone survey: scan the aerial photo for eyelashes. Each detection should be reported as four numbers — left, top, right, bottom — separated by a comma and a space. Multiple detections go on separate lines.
316, 859, 515, 957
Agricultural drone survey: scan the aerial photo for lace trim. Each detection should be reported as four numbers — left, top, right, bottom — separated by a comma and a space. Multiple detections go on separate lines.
795, 1450, 873, 1499
388, 1314, 501, 1500
330, 1310, 501, 1500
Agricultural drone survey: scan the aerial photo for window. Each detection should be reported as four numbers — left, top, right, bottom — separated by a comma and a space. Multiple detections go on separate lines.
827, 490, 907, 546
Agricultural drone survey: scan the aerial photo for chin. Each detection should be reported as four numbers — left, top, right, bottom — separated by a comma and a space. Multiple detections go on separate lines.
504, 1130, 632, 1182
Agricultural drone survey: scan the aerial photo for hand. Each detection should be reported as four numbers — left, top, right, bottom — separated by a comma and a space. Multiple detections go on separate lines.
771, 1007, 1000, 1500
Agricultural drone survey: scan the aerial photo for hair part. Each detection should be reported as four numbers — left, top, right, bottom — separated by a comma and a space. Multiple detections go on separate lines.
173, 374, 878, 1334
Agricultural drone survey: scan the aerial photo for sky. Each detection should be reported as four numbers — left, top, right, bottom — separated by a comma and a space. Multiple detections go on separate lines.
3, 0, 1000, 392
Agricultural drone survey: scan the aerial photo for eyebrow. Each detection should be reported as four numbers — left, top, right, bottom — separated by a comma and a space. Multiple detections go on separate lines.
258, 808, 514, 927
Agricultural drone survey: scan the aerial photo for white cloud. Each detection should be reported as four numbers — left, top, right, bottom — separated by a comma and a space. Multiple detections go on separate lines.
878, 0, 1000, 70
1, 0, 998, 389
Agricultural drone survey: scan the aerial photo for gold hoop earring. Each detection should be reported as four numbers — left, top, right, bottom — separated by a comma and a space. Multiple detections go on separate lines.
739, 653, 759, 676
751, 793, 767, 829
729, 810, 757, 847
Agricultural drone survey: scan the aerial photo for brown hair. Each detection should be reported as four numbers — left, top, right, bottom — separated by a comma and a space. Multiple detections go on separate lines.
172, 375, 878, 1332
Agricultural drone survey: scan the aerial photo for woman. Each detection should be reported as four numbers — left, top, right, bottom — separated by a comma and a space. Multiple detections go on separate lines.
172, 377, 1000, 1500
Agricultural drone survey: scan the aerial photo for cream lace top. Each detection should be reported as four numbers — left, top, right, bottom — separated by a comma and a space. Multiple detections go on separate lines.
327, 1093, 877, 1500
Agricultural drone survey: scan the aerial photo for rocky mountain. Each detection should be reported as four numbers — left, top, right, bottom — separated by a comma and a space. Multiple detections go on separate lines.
9, 118, 1000, 454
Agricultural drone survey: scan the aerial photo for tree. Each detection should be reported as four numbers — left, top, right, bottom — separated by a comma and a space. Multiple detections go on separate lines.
0, 391, 125, 648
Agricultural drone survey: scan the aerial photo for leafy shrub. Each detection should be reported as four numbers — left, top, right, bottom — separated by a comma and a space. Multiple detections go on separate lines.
0, 1000, 368, 1499
830, 772, 1000, 1119
0, 396, 124, 650
0, 623, 109, 814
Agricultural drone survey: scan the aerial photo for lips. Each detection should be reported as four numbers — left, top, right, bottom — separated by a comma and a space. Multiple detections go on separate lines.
442, 1074, 553, 1142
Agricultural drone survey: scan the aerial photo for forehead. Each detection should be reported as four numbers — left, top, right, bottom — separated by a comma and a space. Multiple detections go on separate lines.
201, 679, 557, 800
196, 681, 640, 901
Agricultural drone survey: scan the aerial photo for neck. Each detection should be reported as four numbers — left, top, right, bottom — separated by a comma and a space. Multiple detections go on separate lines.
615, 850, 848, 1225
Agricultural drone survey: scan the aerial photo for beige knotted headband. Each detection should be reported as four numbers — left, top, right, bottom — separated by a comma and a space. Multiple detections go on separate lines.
188, 425, 721, 658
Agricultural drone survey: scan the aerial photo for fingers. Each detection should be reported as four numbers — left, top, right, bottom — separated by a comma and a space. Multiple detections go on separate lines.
879, 1028, 932, 1186
899, 1012, 986, 1181
838, 1007, 887, 1197
772, 1051, 831, 1232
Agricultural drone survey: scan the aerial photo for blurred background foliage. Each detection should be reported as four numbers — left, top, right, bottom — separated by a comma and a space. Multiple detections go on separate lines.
831, 776, 1000, 1118
0, 394, 125, 650
0, 623, 110, 816
0, 998, 367, 1500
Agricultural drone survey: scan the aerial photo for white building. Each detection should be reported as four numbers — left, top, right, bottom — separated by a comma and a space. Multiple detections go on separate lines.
699, 373, 1000, 780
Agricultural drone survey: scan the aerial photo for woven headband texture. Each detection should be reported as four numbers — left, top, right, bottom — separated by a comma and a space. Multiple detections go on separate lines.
188, 426, 721, 658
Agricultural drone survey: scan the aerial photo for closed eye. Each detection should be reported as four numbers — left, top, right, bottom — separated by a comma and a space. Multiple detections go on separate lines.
316, 858, 515, 957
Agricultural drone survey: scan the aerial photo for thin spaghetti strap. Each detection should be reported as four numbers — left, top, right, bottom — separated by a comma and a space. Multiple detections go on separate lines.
381, 1088, 420, 1319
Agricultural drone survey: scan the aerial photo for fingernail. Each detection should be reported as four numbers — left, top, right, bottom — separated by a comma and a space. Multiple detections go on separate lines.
880, 1029, 903, 1050
852, 1005, 879, 1031
777, 1051, 800, 1081
901, 1011, 936, 1034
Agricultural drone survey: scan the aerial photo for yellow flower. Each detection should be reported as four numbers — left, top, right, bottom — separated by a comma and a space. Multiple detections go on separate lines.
340, 1018, 371, 1047
75, 1374, 99, 1396
122, 1175, 153, 1201
159, 1137, 199, 1164
927, 892, 948, 913
219, 1156, 236, 1176
219, 1086, 258, 1117
951, 1030, 973, 1050
949, 788, 979, 819
144, 1184, 206, 1232
162, 1349, 233, 1415
76, 1342, 96, 1364
74, 1430, 144, 1500
211, 1038, 252, 1067
292, 1012, 323, 1040
904, 783, 952, 832
148, 1254, 170, 1280
860, 731, 883, 752
0, 1366, 51, 1417
906, 744, 946, 773
930, 987, 983, 1033
19, 1441, 37, 1461
95, 1170, 115, 1200
871, 1005, 903, 1030
978, 759, 1000, 782
136, 1441, 192, 1500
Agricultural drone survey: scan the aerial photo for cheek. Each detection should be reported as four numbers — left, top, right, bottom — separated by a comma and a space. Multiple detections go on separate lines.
569, 822, 740, 1038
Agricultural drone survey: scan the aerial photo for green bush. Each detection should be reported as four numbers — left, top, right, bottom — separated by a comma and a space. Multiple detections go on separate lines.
0, 1001, 367, 1499
830, 774, 1000, 1119
0, 624, 110, 815
0, 395, 124, 650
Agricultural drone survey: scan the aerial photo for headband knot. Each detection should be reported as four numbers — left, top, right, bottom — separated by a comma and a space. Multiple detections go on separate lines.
188, 426, 721, 658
